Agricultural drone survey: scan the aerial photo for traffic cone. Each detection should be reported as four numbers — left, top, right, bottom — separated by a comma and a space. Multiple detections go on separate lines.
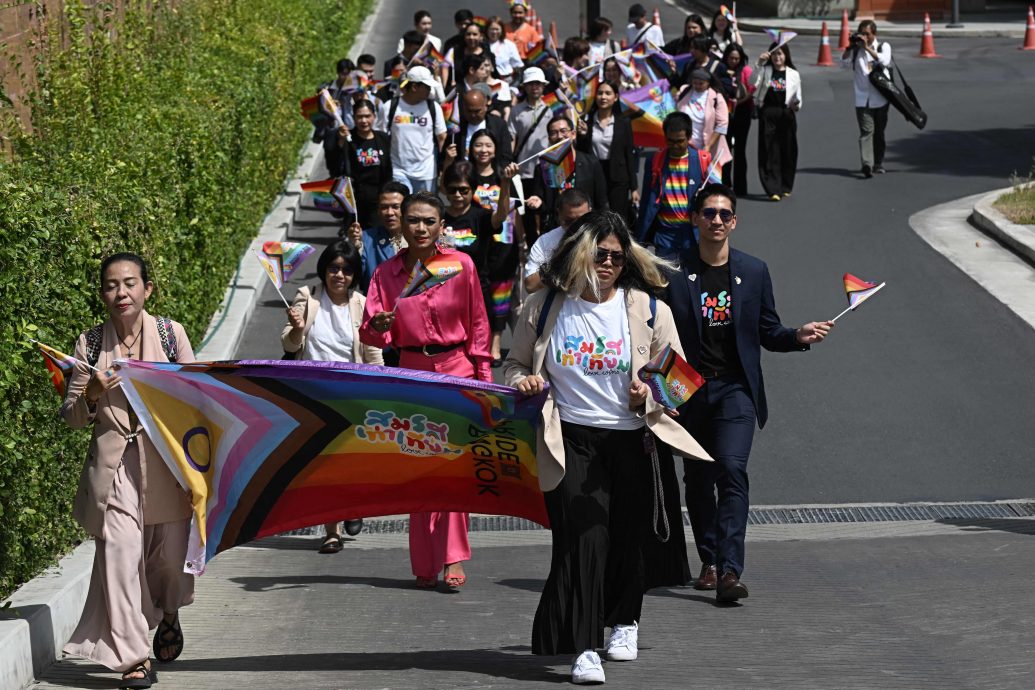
816, 21, 836, 65
653, 7, 663, 32
837, 9, 851, 50
918, 12, 942, 57
1022, 6, 1035, 50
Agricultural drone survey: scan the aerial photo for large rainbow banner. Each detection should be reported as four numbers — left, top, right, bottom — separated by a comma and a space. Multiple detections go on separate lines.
118, 360, 550, 574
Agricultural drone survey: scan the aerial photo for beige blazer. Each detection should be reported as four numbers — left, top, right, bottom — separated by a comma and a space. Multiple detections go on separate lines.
504, 288, 712, 492
61, 311, 195, 537
280, 284, 384, 365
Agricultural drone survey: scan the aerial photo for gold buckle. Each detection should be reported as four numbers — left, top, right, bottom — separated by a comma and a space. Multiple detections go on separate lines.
422, 344, 434, 356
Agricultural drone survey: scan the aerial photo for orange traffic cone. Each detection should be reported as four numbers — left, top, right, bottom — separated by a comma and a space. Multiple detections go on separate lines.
837, 9, 851, 51
1022, 5, 1035, 50
918, 12, 942, 57
816, 21, 836, 65
653, 7, 663, 32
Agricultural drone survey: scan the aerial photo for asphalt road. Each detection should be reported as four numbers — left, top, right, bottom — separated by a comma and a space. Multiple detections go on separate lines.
234, 0, 1035, 506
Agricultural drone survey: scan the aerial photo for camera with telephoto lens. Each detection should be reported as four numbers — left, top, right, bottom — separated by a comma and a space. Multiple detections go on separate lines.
851, 33, 866, 47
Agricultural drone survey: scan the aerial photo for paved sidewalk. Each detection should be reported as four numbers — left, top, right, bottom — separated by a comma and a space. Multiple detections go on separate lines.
31, 519, 1035, 689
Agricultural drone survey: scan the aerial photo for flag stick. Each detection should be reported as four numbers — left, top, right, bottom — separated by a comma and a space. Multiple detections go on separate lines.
516, 138, 567, 167
513, 176, 527, 216
254, 255, 293, 308
830, 283, 885, 322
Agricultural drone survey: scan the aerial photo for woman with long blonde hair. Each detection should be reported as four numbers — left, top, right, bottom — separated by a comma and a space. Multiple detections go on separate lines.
504, 211, 711, 684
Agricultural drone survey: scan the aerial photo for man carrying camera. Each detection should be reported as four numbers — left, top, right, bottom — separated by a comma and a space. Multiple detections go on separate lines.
841, 20, 892, 178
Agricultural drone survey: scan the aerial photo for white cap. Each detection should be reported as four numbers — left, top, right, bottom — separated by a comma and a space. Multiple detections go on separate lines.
521, 67, 548, 85
403, 65, 438, 89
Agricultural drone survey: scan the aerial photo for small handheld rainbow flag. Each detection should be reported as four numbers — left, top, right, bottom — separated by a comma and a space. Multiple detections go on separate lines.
261, 241, 316, 281
300, 94, 326, 127
331, 177, 358, 215
637, 345, 704, 410
832, 273, 886, 322
763, 28, 798, 51
301, 178, 341, 213
399, 255, 465, 299
318, 88, 345, 129
540, 138, 576, 189
34, 340, 83, 396
720, 4, 736, 21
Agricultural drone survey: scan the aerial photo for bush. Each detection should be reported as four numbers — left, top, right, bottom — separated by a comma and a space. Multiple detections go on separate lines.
0, 0, 369, 599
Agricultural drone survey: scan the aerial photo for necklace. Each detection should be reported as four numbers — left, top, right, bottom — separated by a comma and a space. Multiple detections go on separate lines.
119, 324, 143, 359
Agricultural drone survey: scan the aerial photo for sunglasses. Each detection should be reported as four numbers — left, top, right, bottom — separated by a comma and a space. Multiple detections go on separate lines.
594, 248, 626, 267
699, 207, 735, 223
447, 186, 472, 195
327, 264, 355, 275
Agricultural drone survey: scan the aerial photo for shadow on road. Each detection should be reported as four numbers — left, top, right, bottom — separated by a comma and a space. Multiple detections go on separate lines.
935, 518, 1035, 536
886, 126, 1035, 178
228, 574, 415, 593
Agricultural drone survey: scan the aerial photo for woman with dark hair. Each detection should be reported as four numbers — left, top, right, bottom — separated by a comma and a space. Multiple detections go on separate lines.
282, 241, 383, 553
562, 36, 592, 70
576, 79, 638, 220
486, 16, 523, 83
460, 52, 512, 120
444, 21, 492, 92
504, 212, 710, 684
61, 253, 196, 689
753, 42, 802, 200
663, 13, 707, 55
587, 17, 621, 64
722, 43, 755, 195
468, 130, 523, 364
602, 57, 637, 92
709, 9, 742, 54
335, 99, 393, 229
361, 191, 494, 591
441, 158, 519, 364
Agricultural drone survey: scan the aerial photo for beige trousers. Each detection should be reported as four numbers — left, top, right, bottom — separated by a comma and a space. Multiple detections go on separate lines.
63, 444, 194, 672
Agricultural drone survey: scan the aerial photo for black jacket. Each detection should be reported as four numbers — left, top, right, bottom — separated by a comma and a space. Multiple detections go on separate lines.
576, 109, 636, 186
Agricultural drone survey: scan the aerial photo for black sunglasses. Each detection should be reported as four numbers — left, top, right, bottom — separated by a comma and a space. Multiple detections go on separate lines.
594, 248, 626, 267
699, 207, 735, 223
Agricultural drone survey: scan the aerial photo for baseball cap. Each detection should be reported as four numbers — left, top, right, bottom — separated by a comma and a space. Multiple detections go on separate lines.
403, 65, 438, 89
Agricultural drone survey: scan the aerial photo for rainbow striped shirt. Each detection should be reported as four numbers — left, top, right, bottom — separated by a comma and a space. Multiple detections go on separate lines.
657, 154, 692, 227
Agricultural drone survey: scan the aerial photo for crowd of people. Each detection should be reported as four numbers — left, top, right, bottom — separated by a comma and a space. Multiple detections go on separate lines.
57, 2, 883, 687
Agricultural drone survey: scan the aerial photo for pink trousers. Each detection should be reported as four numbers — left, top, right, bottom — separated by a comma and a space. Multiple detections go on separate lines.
63, 445, 194, 672
398, 348, 473, 578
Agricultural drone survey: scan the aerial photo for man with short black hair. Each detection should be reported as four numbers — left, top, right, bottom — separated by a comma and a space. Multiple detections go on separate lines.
443, 9, 475, 56
356, 54, 377, 81
841, 20, 892, 177
626, 3, 663, 47
665, 183, 833, 603
523, 189, 591, 293
384, 30, 425, 80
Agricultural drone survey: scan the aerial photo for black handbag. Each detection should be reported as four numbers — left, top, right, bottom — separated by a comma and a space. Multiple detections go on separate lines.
868, 58, 927, 129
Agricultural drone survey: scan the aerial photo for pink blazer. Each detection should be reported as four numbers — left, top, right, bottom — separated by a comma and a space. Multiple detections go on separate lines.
676, 86, 733, 168
61, 311, 194, 537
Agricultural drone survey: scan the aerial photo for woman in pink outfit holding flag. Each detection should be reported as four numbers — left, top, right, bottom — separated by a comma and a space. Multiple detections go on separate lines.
360, 191, 492, 591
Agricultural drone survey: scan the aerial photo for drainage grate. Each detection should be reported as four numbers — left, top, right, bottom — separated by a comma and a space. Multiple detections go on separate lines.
280, 501, 1035, 536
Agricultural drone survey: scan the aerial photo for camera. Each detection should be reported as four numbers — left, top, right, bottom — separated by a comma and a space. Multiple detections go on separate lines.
850, 33, 866, 46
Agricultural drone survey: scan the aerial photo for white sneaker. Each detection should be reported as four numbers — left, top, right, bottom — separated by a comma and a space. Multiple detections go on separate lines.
571, 649, 606, 684
605, 622, 638, 661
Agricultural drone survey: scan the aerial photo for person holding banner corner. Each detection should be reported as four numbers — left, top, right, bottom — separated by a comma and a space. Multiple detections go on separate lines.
60, 253, 196, 689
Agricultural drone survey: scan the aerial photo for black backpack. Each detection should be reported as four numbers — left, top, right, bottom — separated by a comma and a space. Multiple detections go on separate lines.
85, 317, 178, 366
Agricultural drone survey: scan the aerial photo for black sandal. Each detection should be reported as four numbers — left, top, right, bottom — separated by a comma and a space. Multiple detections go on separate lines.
120, 659, 156, 689
153, 613, 183, 663
319, 534, 344, 553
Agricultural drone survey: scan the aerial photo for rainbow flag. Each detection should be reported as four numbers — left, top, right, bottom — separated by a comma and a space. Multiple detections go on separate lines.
117, 359, 550, 573
638, 345, 704, 410
540, 90, 572, 120
412, 39, 448, 70
573, 67, 600, 116
35, 341, 79, 396
843, 273, 885, 308
621, 79, 676, 121
400, 255, 465, 298
764, 28, 798, 51
261, 242, 316, 281
332, 177, 357, 215
471, 15, 489, 30
625, 102, 667, 149
340, 70, 371, 94
540, 138, 575, 188
255, 250, 285, 289
301, 178, 341, 213
300, 94, 326, 127
318, 88, 344, 129
525, 32, 557, 66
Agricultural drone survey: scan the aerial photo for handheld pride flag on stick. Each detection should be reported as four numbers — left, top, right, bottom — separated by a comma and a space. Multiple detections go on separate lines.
261, 241, 316, 280
764, 28, 798, 52
516, 137, 570, 167
254, 250, 291, 308
33, 340, 96, 396
540, 138, 576, 189
637, 345, 704, 410
831, 273, 886, 322
399, 255, 465, 300
331, 177, 358, 215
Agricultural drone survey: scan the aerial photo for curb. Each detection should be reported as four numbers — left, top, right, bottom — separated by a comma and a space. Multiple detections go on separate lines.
0, 542, 94, 690
970, 186, 1035, 267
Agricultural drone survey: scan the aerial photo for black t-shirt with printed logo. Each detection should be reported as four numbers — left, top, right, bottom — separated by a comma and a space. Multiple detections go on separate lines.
698, 261, 740, 374
347, 131, 391, 190
442, 204, 493, 284
764, 69, 787, 107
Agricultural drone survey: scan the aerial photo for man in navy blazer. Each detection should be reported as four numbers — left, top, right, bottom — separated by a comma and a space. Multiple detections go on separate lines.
664, 183, 833, 602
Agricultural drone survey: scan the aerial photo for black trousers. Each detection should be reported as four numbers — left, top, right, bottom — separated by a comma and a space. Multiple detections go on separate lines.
757, 104, 798, 197
723, 103, 754, 196
599, 160, 631, 222
532, 422, 688, 655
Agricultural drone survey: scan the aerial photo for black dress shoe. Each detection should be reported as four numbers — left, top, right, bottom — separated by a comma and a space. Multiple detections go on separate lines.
861, 165, 873, 178
343, 519, 364, 536
874, 165, 887, 174
716, 572, 749, 602
693, 564, 717, 590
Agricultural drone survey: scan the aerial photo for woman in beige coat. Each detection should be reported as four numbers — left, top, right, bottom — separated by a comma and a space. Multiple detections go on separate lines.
282, 240, 383, 553
504, 212, 712, 684
61, 253, 195, 689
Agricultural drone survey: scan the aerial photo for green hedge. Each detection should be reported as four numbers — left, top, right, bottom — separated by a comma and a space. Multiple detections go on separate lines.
0, 0, 369, 599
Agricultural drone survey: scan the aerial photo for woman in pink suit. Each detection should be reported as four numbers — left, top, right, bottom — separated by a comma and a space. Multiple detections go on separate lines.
360, 191, 492, 591
61, 253, 195, 689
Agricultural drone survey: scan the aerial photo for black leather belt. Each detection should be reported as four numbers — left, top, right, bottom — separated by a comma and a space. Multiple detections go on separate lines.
400, 342, 463, 356
699, 368, 735, 380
